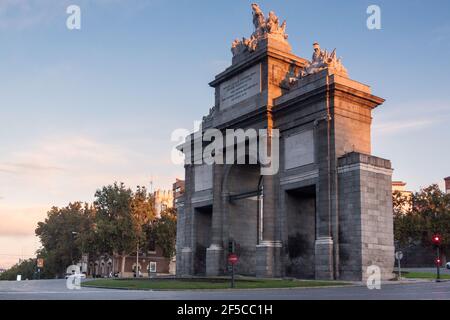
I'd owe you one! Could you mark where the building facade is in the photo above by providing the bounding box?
[176,4,394,281]
[88,247,171,278]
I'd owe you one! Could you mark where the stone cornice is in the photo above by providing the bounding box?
[209,46,306,88]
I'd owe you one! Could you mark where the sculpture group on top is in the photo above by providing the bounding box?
[231,4,348,81]
[231,3,288,57]
[301,42,348,77]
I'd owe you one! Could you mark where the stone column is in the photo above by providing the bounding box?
[180,164,194,276]
[206,164,224,276]
[315,111,335,280]
[255,171,281,278]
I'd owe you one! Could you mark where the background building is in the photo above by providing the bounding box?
[88,248,171,278]
[445,177,450,194]
[392,181,413,213]
[153,189,173,218]
[172,179,185,207]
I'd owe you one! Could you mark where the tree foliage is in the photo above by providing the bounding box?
[0,258,37,281]
[31,182,176,278]
[153,208,177,259]
[35,202,95,277]
[394,184,450,256]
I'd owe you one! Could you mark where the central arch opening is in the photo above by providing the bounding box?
[226,163,261,276]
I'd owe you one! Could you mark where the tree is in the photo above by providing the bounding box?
[413,185,450,254]
[394,184,450,261]
[0,259,37,281]
[35,202,95,277]
[94,182,140,276]
[153,208,177,259]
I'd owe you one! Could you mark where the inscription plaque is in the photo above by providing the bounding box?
[220,64,261,109]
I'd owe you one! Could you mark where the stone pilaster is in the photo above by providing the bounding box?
[180,247,193,276]
[206,244,224,276]
[255,241,282,278]
[314,237,334,280]
[205,164,225,276]
[255,171,281,278]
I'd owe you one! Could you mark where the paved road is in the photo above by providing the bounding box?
[1,279,450,300]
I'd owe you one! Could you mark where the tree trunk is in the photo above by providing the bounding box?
[121,252,126,277]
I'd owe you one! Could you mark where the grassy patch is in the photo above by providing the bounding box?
[82,278,351,290]
[401,272,450,280]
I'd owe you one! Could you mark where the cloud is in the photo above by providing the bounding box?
[373,100,450,136]
[0,234,40,269]
[0,205,48,237]
[0,162,63,175]
[373,118,437,135]
[0,134,179,203]
[0,0,68,30]
[0,0,157,30]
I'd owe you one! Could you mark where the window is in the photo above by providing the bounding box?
[148,238,156,253]
[149,262,157,273]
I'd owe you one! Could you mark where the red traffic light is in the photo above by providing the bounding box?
[436,258,442,266]
[432,234,442,245]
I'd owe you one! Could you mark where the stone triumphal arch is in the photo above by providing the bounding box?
[176,4,394,281]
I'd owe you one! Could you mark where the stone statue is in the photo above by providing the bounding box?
[301,42,348,77]
[231,3,289,57]
[251,3,265,37]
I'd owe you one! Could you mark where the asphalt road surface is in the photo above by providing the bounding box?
[1,279,450,300]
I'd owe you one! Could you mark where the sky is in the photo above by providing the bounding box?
[0,0,449,268]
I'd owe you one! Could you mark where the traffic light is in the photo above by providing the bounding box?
[228,240,236,254]
[436,258,442,266]
[432,234,442,245]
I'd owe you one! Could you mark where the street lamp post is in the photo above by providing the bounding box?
[71,231,78,265]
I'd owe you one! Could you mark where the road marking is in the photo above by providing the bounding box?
[0,290,122,294]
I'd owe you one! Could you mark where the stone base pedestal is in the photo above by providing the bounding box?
[255,241,282,278]
[315,237,334,280]
[206,244,224,276]
[179,247,193,277]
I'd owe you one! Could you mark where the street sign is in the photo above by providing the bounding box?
[37,258,44,268]
[228,253,238,265]
[395,251,403,280]
[227,254,238,289]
